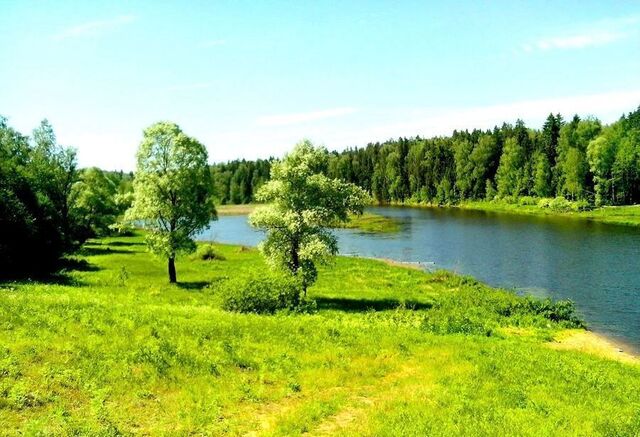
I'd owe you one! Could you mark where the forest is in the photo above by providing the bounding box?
[0,117,132,278]
[212,107,640,208]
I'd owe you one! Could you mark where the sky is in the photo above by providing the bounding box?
[1,0,639,171]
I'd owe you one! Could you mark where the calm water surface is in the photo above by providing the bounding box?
[198,206,640,351]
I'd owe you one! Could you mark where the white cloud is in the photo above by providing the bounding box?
[532,31,624,51]
[523,15,639,53]
[52,15,135,41]
[362,90,640,141]
[205,89,640,164]
[256,107,357,127]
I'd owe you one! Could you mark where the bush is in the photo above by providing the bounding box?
[500,297,585,328]
[518,196,537,206]
[195,244,226,261]
[538,196,592,213]
[220,274,305,314]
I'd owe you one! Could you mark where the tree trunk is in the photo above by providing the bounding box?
[168,257,177,283]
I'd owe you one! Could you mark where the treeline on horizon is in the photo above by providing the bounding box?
[211,106,640,207]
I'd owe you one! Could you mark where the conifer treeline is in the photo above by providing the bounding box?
[211,107,640,206]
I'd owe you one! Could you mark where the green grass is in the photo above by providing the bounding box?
[336,212,401,233]
[1,233,639,435]
[460,200,640,227]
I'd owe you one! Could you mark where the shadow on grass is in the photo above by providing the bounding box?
[0,271,86,287]
[106,241,145,247]
[176,281,210,291]
[315,297,433,312]
[78,246,131,256]
[59,258,101,272]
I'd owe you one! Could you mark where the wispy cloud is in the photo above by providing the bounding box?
[523,16,639,53]
[257,107,357,127]
[201,39,226,48]
[524,31,624,52]
[205,89,640,164]
[52,15,135,41]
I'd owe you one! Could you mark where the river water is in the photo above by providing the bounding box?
[197,206,640,351]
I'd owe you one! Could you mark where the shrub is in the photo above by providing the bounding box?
[501,297,585,328]
[195,244,226,261]
[537,197,553,208]
[539,197,592,213]
[548,196,572,212]
[518,196,537,206]
[220,274,305,314]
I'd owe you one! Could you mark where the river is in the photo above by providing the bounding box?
[197,206,640,352]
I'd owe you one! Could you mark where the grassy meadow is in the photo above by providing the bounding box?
[1,233,639,435]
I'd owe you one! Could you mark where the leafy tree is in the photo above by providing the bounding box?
[532,151,552,197]
[0,117,82,278]
[126,122,215,283]
[496,137,525,197]
[71,167,121,237]
[469,134,500,198]
[30,119,79,249]
[249,140,368,293]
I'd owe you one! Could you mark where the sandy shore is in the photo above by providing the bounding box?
[550,329,638,365]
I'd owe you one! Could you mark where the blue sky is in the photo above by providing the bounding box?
[1,1,639,170]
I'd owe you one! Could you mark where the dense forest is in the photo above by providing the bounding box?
[0,117,132,278]
[212,107,640,207]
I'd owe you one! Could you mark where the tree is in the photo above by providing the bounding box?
[532,151,552,197]
[126,122,215,283]
[1,117,82,278]
[71,167,121,238]
[496,137,525,197]
[249,140,369,294]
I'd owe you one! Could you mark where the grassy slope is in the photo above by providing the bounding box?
[459,200,640,227]
[1,235,639,435]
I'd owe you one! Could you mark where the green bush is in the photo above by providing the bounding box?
[499,297,585,328]
[539,196,592,213]
[194,244,226,261]
[220,274,304,314]
[518,196,537,206]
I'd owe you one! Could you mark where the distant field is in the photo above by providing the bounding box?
[1,233,639,435]
[217,203,260,216]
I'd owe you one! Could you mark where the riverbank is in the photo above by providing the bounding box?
[1,233,638,434]
[458,201,640,227]
[217,203,401,233]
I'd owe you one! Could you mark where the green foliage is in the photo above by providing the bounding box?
[194,244,226,261]
[211,107,640,210]
[125,121,215,282]
[220,274,304,314]
[249,140,369,291]
[71,167,131,238]
[0,117,88,278]
[537,196,591,212]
